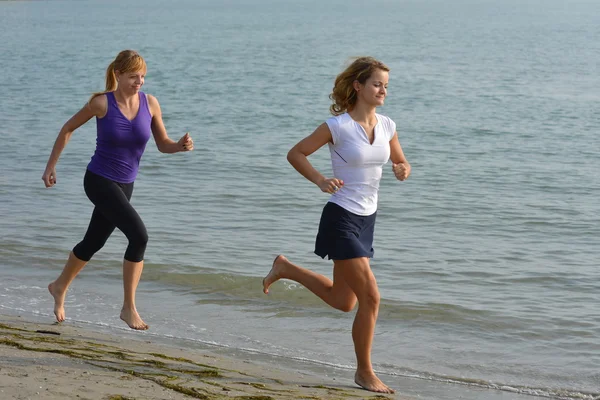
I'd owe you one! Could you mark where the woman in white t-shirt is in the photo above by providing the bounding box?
[262,57,411,394]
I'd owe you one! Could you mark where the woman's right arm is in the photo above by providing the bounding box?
[42,96,106,188]
[287,123,344,194]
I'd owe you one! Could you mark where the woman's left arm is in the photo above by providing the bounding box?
[148,94,194,153]
[390,131,411,181]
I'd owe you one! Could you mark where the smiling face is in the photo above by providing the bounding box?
[355,68,389,108]
[115,69,146,94]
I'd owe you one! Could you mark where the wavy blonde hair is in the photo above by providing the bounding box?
[89,50,147,102]
[329,57,389,116]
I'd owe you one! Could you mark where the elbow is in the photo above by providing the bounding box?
[156,142,168,153]
[287,148,300,165]
[58,126,73,141]
[287,148,309,169]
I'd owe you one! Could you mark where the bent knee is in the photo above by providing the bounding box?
[337,300,357,313]
[124,229,148,263]
[132,227,149,246]
[73,240,107,261]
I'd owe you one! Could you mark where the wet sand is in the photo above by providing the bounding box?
[0,314,406,400]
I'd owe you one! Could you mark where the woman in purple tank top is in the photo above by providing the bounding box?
[42,50,194,330]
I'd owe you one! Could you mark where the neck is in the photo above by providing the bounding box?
[114,88,138,104]
[348,102,377,123]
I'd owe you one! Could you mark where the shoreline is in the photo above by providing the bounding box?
[0,314,404,399]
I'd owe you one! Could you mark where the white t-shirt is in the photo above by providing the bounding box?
[325,112,396,216]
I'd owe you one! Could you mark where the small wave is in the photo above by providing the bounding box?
[383,369,600,400]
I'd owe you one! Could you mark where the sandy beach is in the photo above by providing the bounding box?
[0,314,405,400]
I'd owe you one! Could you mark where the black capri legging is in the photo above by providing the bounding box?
[73,170,148,262]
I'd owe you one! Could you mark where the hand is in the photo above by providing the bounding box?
[42,167,57,188]
[178,132,194,152]
[318,177,344,194]
[392,162,411,181]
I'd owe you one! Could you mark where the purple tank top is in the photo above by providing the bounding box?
[87,91,152,183]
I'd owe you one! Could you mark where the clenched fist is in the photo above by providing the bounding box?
[392,162,411,181]
[178,132,194,152]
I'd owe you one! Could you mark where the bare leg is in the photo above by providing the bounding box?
[263,255,392,392]
[48,252,88,323]
[120,259,148,330]
[335,258,394,394]
[263,255,356,311]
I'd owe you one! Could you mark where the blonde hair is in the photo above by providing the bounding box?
[89,50,147,102]
[329,57,390,116]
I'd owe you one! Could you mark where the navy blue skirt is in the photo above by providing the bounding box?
[314,202,377,260]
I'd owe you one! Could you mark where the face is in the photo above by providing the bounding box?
[355,69,389,107]
[116,69,145,93]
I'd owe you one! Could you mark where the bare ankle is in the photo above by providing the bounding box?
[356,367,375,377]
[49,281,66,294]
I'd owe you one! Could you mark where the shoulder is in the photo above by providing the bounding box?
[89,93,107,107]
[325,113,348,144]
[325,114,338,127]
[144,93,161,115]
[377,113,397,137]
[376,113,395,126]
[88,93,108,118]
[326,113,350,129]
[145,93,159,106]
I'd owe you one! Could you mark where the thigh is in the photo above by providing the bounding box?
[82,206,117,242]
[84,173,145,239]
[333,257,378,296]
[332,262,358,306]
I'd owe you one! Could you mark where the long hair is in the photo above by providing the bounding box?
[89,50,147,102]
[329,57,390,116]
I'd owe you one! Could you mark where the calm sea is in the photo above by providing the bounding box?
[1,0,598,399]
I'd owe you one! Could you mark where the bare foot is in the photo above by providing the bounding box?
[48,282,66,323]
[355,370,395,394]
[120,307,149,330]
[262,254,286,294]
